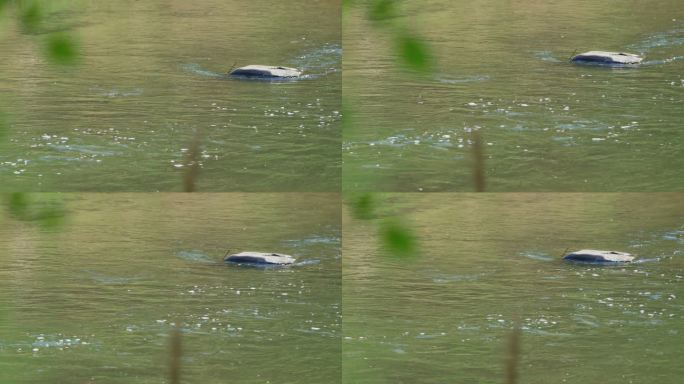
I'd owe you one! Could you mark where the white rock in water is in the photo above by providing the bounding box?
[224,252,296,265]
[571,51,643,65]
[563,249,635,263]
[229,65,301,78]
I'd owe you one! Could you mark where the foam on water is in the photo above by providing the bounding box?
[662,229,684,243]
[90,86,144,98]
[519,251,555,262]
[292,259,321,267]
[180,63,227,78]
[627,24,684,53]
[46,144,122,157]
[434,74,491,84]
[431,273,484,283]
[286,43,341,77]
[534,50,563,63]
[176,250,217,264]
[284,234,341,247]
[641,55,684,65]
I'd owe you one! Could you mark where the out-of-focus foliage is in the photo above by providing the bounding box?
[352,0,433,74]
[367,0,397,21]
[380,217,418,259]
[396,30,431,73]
[46,32,78,65]
[0,0,10,14]
[350,2,432,259]
[347,193,421,260]
[350,193,376,220]
[4,193,67,230]
[18,0,42,34]
[2,0,80,66]
[0,1,76,227]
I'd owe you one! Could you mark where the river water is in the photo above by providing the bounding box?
[344,0,684,191]
[0,0,341,191]
[343,193,684,383]
[0,193,341,383]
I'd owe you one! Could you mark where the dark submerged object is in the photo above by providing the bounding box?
[563,249,635,264]
[571,51,643,66]
[224,251,296,266]
[229,65,302,79]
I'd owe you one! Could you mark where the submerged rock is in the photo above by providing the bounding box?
[224,252,296,266]
[571,51,643,65]
[563,249,635,263]
[229,65,302,79]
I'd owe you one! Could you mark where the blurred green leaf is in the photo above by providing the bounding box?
[19,0,42,33]
[368,0,396,22]
[34,201,66,229]
[5,193,66,230]
[8,193,29,218]
[0,0,9,14]
[46,33,79,65]
[380,218,418,259]
[343,0,355,9]
[396,31,432,73]
[351,193,376,220]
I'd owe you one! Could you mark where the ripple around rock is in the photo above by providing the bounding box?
[176,250,216,264]
[287,43,341,75]
[519,251,554,262]
[627,25,684,52]
[534,50,562,63]
[284,235,341,247]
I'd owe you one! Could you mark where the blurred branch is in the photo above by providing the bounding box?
[505,318,521,384]
[183,129,204,192]
[169,323,182,384]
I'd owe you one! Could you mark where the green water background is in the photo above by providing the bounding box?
[0,193,341,383]
[344,0,684,191]
[343,193,684,383]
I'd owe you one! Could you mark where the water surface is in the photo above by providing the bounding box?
[0,193,341,383]
[344,1,684,191]
[343,193,684,383]
[0,0,341,191]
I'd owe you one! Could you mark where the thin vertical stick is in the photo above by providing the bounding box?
[505,318,521,384]
[169,324,182,384]
[472,131,485,192]
[183,129,203,192]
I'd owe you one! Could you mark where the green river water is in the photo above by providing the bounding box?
[344,193,684,383]
[344,0,684,191]
[0,0,341,191]
[0,194,341,383]
[2,1,683,383]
